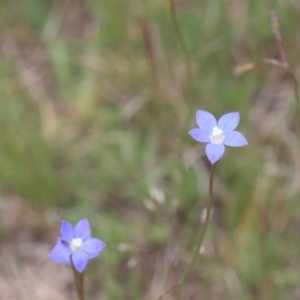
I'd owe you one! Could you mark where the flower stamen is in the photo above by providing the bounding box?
[210,126,225,144]
[70,238,83,252]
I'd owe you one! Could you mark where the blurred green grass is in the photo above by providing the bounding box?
[1,0,300,299]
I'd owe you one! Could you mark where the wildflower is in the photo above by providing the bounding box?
[189,110,247,164]
[50,218,106,272]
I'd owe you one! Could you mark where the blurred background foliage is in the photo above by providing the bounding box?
[0,0,300,299]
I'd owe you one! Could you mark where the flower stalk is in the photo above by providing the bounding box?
[71,257,85,300]
[234,11,300,131]
[176,163,218,300]
[270,11,300,129]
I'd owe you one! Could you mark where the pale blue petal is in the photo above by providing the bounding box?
[205,144,225,164]
[60,221,74,241]
[196,110,217,132]
[72,251,89,273]
[218,112,240,133]
[74,219,91,240]
[223,131,248,147]
[189,128,210,143]
[82,238,106,259]
[49,238,72,265]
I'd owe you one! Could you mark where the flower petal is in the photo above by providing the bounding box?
[196,110,217,132]
[218,112,240,133]
[49,238,72,265]
[189,128,210,143]
[223,131,248,147]
[74,219,91,240]
[82,238,106,259]
[60,221,74,241]
[72,251,89,273]
[205,144,225,164]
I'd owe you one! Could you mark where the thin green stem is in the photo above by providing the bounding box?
[78,271,85,300]
[169,0,193,88]
[287,70,300,130]
[71,257,85,300]
[261,59,300,131]
[268,11,300,130]
[176,163,218,300]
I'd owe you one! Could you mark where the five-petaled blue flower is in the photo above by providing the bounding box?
[189,110,247,164]
[50,218,106,273]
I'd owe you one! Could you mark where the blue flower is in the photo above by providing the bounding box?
[189,110,248,164]
[50,218,106,273]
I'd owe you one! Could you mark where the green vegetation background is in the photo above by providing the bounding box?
[0,0,300,299]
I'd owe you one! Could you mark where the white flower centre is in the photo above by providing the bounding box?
[70,238,83,252]
[210,126,225,144]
